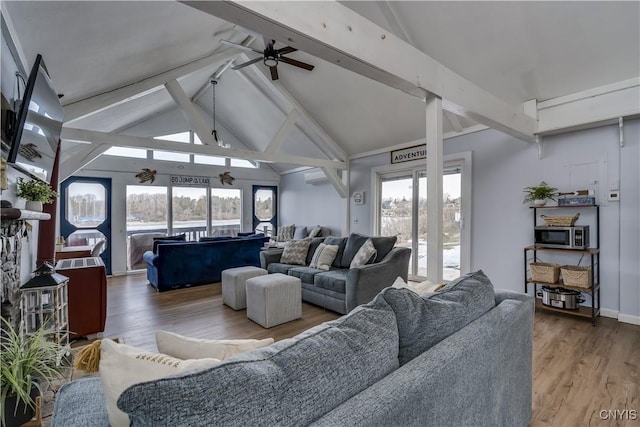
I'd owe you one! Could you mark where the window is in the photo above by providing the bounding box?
[103,146,147,158]
[153,132,191,162]
[65,182,107,228]
[211,188,241,237]
[172,187,207,240]
[126,185,168,232]
[231,158,258,168]
[194,155,226,165]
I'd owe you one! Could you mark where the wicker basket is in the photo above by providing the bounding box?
[529,262,561,283]
[560,265,591,288]
[540,213,580,227]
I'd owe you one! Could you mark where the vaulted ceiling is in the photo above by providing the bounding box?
[2,1,639,174]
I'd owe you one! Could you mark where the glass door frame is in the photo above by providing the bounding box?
[372,151,472,281]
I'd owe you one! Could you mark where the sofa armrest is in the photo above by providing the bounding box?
[345,247,411,312]
[142,250,159,267]
[259,248,284,269]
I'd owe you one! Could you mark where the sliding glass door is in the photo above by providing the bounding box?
[378,163,465,281]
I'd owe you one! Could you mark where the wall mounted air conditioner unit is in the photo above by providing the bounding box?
[304,169,327,184]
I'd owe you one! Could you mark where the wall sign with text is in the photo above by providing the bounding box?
[170,175,210,186]
[391,145,427,164]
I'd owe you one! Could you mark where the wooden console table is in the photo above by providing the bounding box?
[55,245,93,260]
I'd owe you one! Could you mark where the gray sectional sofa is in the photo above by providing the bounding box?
[52,270,534,427]
[260,233,411,314]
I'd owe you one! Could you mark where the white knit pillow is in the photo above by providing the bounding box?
[99,339,220,427]
[156,331,274,360]
[350,238,377,268]
[309,243,339,270]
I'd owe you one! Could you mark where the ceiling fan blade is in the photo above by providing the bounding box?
[270,66,279,81]
[220,39,262,54]
[279,56,315,71]
[231,57,263,70]
[276,46,297,55]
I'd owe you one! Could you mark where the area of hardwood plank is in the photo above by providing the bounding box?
[61,273,638,427]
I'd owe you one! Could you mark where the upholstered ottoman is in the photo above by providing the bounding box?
[222,266,268,310]
[246,273,302,328]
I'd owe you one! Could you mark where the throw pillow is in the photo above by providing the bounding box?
[276,224,296,242]
[280,238,311,265]
[308,225,322,238]
[309,243,339,270]
[156,331,274,360]
[391,276,446,295]
[380,270,496,365]
[99,339,220,427]
[350,238,377,268]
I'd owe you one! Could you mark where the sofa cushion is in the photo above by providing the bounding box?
[152,234,187,253]
[280,238,311,265]
[370,235,398,262]
[324,236,348,268]
[288,266,326,284]
[350,238,377,268]
[118,294,399,427]
[267,263,298,275]
[380,270,496,365]
[293,226,308,240]
[341,233,397,266]
[305,237,328,265]
[314,269,349,293]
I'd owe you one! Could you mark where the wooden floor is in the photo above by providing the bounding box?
[88,274,638,426]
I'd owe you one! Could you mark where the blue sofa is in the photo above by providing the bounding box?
[143,234,269,291]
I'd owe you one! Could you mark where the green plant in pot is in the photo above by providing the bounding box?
[16,178,58,212]
[1,317,70,427]
[523,181,558,206]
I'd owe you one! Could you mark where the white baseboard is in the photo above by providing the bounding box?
[600,308,618,319]
[618,313,640,325]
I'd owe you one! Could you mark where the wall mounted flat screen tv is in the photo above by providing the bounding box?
[7,54,63,183]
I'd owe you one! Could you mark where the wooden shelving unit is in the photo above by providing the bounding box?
[524,205,600,326]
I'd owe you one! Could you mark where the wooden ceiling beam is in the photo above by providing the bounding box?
[63,47,239,124]
[183,1,537,142]
[60,127,346,170]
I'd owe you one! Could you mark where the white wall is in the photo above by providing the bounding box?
[335,120,639,323]
[279,171,345,235]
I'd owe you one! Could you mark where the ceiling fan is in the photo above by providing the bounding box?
[220,37,314,81]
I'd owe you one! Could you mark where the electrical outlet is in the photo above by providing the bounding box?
[608,190,620,202]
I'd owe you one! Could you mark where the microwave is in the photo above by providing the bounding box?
[534,226,590,250]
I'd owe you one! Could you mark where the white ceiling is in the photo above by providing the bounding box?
[3,1,639,169]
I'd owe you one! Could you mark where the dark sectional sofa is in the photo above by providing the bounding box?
[143,233,269,291]
[260,233,411,314]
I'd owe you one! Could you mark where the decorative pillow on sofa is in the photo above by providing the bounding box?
[350,238,377,268]
[293,226,308,240]
[156,331,274,360]
[308,225,322,238]
[309,243,339,270]
[99,339,220,427]
[392,276,446,295]
[152,234,186,253]
[380,270,496,365]
[280,238,311,265]
[276,224,296,242]
[198,236,233,243]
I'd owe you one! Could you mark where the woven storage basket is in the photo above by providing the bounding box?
[560,265,591,288]
[540,213,580,227]
[529,262,561,283]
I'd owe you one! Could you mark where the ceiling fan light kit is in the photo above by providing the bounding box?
[221,37,314,81]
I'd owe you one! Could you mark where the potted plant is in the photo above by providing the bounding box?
[523,181,558,206]
[16,178,58,212]
[1,317,70,427]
